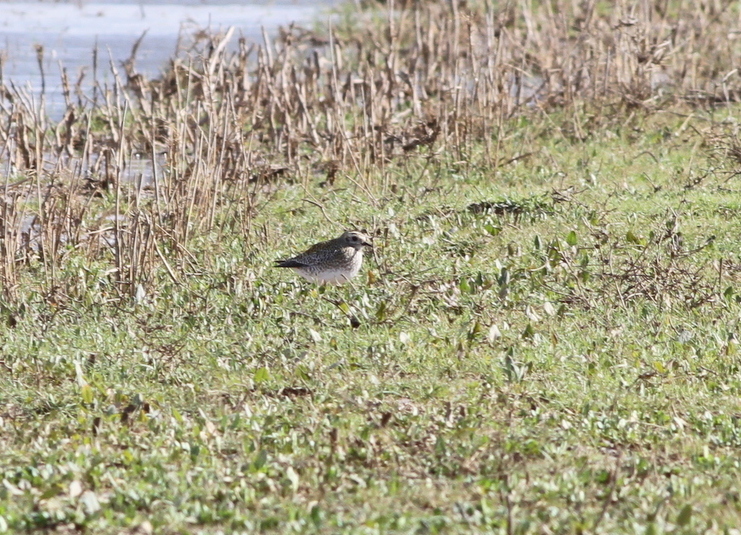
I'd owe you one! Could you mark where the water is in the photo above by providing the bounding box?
[0,0,336,111]
[0,0,338,188]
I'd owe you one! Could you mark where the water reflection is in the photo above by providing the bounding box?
[0,0,333,113]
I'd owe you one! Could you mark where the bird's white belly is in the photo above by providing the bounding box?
[296,253,363,285]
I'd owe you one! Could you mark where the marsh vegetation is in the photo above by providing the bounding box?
[2,0,741,532]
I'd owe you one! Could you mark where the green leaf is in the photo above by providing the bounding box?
[502,349,520,383]
[566,230,578,246]
[81,384,94,404]
[522,323,535,339]
[498,268,510,287]
[468,321,482,342]
[295,365,311,381]
[533,235,542,250]
[375,301,387,322]
[254,367,270,383]
[40,486,61,500]
[626,230,643,245]
[459,278,471,293]
[724,286,734,302]
[310,505,322,527]
[676,504,692,526]
[484,224,501,236]
[434,435,446,455]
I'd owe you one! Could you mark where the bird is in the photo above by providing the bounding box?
[274,230,373,285]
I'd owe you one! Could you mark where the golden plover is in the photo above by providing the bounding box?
[274,230,373,285]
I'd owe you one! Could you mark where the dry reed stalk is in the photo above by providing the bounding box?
[0,0,738,302]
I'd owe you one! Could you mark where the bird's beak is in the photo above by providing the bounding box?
[363,240,373,248]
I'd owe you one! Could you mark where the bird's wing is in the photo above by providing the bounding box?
[301,241,331,256]
[275,238,342,267]
[291,241,339,263]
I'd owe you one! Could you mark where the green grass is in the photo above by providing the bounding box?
[3,109,741,533]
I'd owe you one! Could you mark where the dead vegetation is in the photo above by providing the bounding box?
[0,0,740,302]
[546,217,720,311]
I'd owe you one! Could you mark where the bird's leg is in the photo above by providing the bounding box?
[322,295,361,328]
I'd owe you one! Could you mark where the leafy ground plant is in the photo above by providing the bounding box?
[3,0,741,533]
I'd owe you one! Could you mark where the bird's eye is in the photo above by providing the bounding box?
[351,236,358,241]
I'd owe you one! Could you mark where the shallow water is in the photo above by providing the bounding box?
[0,0,335,112]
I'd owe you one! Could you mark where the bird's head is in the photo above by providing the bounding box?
[341,230,373,250]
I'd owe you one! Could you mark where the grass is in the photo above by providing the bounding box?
[3,0,741,532]
[4,113,741,533]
